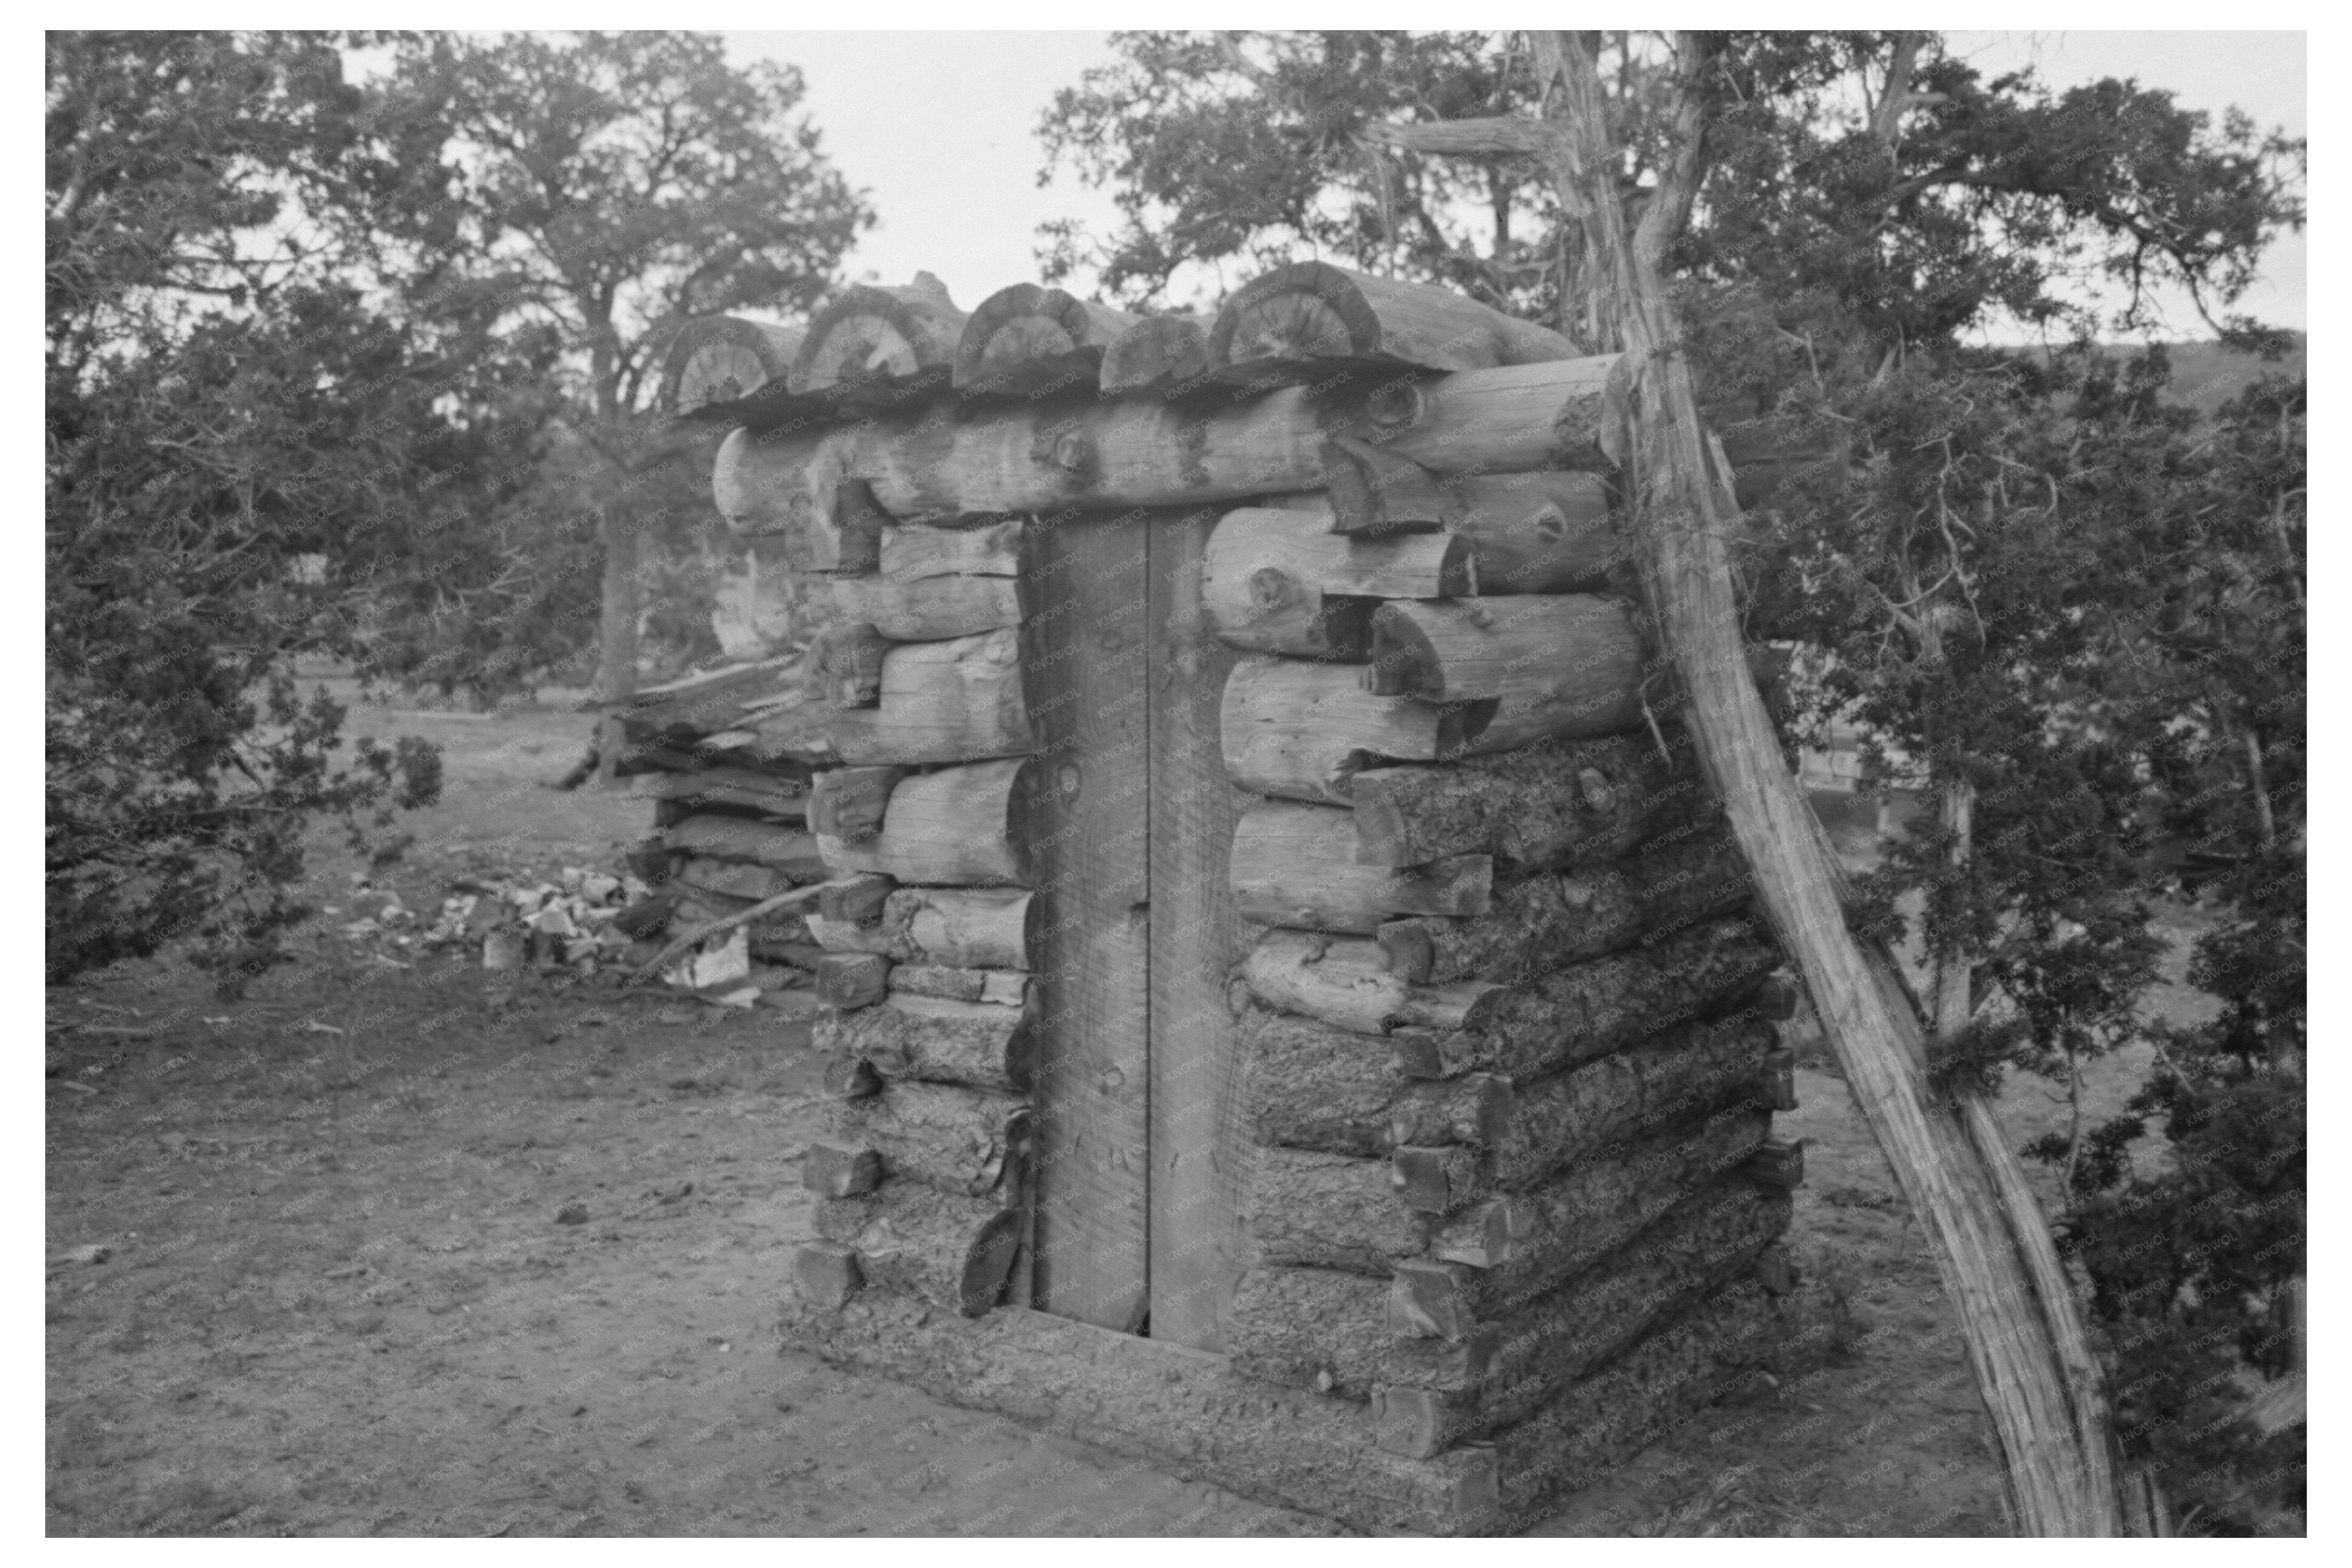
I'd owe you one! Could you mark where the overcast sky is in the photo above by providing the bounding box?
[725,30,2306,342]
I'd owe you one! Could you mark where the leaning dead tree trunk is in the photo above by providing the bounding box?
[1370,30,2132,1535]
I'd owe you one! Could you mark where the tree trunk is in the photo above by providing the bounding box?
[594,506,640,783]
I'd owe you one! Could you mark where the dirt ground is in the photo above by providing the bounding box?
[45,687,2197,1537]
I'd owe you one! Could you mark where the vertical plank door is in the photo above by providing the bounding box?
[1020,509,1152,1332]
[1146,506,1248,1349]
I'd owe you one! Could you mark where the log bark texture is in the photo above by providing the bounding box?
[1239,1146,1432,1276]
[803,886,1034,969]
[814,992,1037,1094]
[829,1080,1031,1199]
[1486,1014,1778,1191]
[1366,595,1648,751]
[1378,827,1755,986]
[779,1297,1507,1535]
[813,1185,1023,1317]
[1231,800,1490,934]
[1395,917,1780,1080]
[1374,1184,1792,1455]
[1394,1108,1773,1329]
[1239,1007,1506,1157]
[1220,656,1490,804]
[1348,731,1705,871]
[1227,1264,1392,1397]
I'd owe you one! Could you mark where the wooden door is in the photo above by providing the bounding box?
[1021,506,1246,1350]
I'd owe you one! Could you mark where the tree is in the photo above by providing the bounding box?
[46,31,451,986]
[383,31,871,720]
[1039,30,2303,1533]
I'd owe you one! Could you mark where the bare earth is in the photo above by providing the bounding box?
[46,689,2189,1537]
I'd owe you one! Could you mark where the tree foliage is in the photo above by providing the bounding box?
[46,30,867,985]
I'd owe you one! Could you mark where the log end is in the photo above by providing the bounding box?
[792,1241,863,1310]
[804,1143,885,1198]
[957,1208,1026,1317]
[1212,260,1379,369]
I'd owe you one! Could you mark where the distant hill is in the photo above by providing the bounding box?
[2013,333,2305,415]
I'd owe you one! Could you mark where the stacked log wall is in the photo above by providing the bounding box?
[659,265,1806,1534]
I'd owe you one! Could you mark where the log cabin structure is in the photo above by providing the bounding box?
[637,263,1810,1534]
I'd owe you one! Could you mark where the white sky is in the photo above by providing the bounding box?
[726,29,2307,342]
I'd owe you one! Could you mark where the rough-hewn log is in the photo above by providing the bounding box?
[824,572,1028,642]
[1398,1112,1769,1323]
[803,1143,885,1197]
[1763,1047,1798,1111]
[954,283,1142,395]
[814,952,890,1009]
[1210,260,1576,377]
[1741,1137,1806,1193]
[1348,731,1705,870]
[805,886,1034,969]
[1325,457,1624,595]
[814,991,1037,1094]
[1389,1144,1482,1214]
[1442,471,1624,593]
[1240,1008,1506,1157]
[816,757,1035,886]
[1220,657,1491,804]
[1096,312,1213,395]
[1495,1281,1785,1523]
[1238,1146,1432,1276]
[711,424,828,542]
[1242,930,1505,1035]
[1373,1241,1778,1467]
[814,478,889,575]
[881,517,1022,582]
[793,356,1620,526]
[792,1240,863,1309]
[1231,801,1490,934]
[625,657,798,736]
[1392,917,1781,1080]
[1237,1178,1788,1431]
[661,315,805,415]
[1202,504,1474,659]
[1365,596,1648,751]
[676,856,803,903]
[1486,1014,1778,1192]
[809,622,887,709]
[888,964,1030,1008]
[1228,1264,1392,1397]
[661,815,829,880]
[791,274,968,397]
[829,1080,1031,1199]
[629,765,807,818]
[815,874,893,931]
[807,770,904,842]
[1350,354,1622,477]
[834,627,1037,765]
[813,1185,1023,1318]
[779,1297,1506,1535]
[1378,828,1755,985]
[823,1055,882,1100]
[1373,1184,1793,1456]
